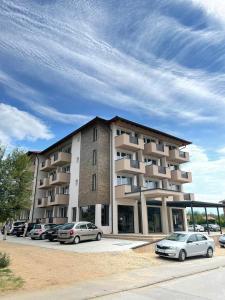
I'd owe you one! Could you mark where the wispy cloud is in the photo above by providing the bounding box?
[1,0,225,124]
[0,103,53,146]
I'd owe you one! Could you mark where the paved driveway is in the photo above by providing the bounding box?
[3,235,148,253]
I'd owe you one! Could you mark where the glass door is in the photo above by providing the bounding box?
[172,209,184,231]
[118,205,134,233]
[147,207,162,233]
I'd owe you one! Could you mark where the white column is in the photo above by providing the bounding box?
[112,203,118,234]
[161,197,169,234]
[134,202,139,234]
[141,193,148,235]
[168,208,173,232]
[95,204,102,228]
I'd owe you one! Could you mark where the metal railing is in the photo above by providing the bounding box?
[129,135,139,145]
[158,166,166,174]
[130,160,140,169]
[179,151,186,158]
[156,144,164,152]
[181,171,188,178]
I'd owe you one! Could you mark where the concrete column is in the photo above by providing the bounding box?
[168,208,173,232]
[95,204,102,228]
[161,198,169,234]
[183,209,188,231]
[134,202,139,234]
[141,193,148,235]
[112,202,118,234]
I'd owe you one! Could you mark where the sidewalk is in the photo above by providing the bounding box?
[2,256,225,300]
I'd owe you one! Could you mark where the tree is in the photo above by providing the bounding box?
[0,146,33,239]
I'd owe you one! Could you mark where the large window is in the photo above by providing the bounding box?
[80,206,95,223]
[117,151,132,160]
[101,205,109,226]
[72,207,77,222]
[59,207,67,218]
[117,175,132,185]
[92,174,97,191]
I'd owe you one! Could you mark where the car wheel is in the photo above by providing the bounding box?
[59,241,65,244]
[178,250,186,262]
[41,234,46,240]
[74,236,80,244]
[49,238,53,242]
[96,233,102,241]
[206,247,213,258]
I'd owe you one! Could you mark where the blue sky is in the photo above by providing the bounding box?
[1,0,225,202]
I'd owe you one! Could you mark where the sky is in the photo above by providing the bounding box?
[0,0,225,202]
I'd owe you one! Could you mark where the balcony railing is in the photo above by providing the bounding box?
[181,171,188,178]
[156,144,164,152]
[179,151,186,158]
[129,136,138,145]
[130,160,140,169]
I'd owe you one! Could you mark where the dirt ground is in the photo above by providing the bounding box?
[0,241,163,294]
[0,241,224,295]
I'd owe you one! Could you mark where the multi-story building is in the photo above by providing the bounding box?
[27,116,193,235]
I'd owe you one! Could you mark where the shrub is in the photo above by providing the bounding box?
[0,252,10,268]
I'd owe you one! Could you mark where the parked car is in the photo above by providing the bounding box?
[219,234,225,248]
[14,223,36,237]
[57,222,103,244]
[202,224,220,232]
[45,224,65,241]
[155,232,215,261]
[11,221,26,235]
[188,224,204,232]
[30,224,57,240]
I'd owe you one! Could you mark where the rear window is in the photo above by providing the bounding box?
[34,224,41,229]
[61,223,75,230]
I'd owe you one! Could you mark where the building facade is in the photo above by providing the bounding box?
[27,116,194,235]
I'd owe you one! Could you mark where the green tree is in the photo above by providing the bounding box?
[0,146,33,239]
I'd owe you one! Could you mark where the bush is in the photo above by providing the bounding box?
[0,252,10,268]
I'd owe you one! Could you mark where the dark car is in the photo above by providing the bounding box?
[45,224,65,241]
[14,223,36,237]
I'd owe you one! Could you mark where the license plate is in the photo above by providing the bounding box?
[157,249,165,253]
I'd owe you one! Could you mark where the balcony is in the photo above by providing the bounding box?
[37,197,48,208]
[49,172,70,185]
[144,142,169,157]
[40,159,53,171]
[115,184,183,200]
[39,178,50,189]
[51,152,71,167]
[145,165,171,179]
[115,134,144,151]
[47,194,69,206]
[169,149,189,163]
[115,158,145,174]
[171,170,192,183]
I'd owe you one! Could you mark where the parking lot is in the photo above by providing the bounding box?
[3,235,148,253]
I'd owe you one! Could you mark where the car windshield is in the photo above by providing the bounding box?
[14,222,24,226]
[165,233,187,242]
[34,224,41,229]
[61,223,74,230]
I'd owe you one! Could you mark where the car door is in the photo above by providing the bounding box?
[186,234,200,257]
[196,234,208,255]
[78,223,89,241]
[87,223,97,239]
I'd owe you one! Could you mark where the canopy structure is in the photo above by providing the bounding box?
[146,200,225,234]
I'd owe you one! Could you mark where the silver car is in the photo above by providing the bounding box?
[58,222,103,244]
[188,224,204,232]
[219,234,225,248]
[30,223,56,240]
[155,232,215,261]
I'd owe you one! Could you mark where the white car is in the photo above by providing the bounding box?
[188,224,204,232]
[219,234,225,248]
[155,232,215,261]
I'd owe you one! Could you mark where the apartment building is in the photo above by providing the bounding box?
[28,116,193,235]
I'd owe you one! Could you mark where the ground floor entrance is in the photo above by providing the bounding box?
[118,205,134,233]
[147,207,162,233]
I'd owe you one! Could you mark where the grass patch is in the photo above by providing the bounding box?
[0,268,23,292]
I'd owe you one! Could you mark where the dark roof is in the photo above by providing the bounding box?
[109,116,191,145]
[32,115,191,155]
[146,200,225,208]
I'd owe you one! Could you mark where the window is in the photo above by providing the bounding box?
[80,224,87,229]
[72,207,77,222]
[87,223,97,229]
[187,234,197,243]
[143,137,156,144]
[101,205,109,226]
[116,129,130,136]
[93,150,97,165]
[144,180,158,189]
[61,186,69,195]
[144,158,157,165]
[92,174,97,191]
[79,206,95,223]
[117,151,132,160]
[93,127,97,141]
[117,176,132,185]
[59,207,67,218]
[196,234,207,241]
